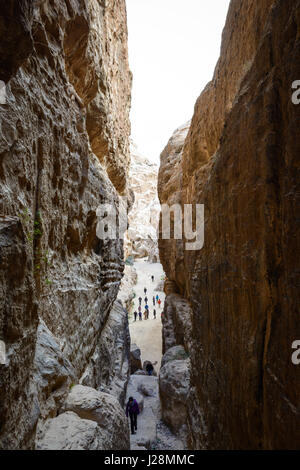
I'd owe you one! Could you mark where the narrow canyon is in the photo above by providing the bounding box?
[0,0,299,451]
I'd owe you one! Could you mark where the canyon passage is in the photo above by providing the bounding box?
[0,0,300,451]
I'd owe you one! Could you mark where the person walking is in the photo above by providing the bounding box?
[145,304,149,311]
[147,309,150,320]
[138,305,142,312]
[139,311,142,321]
[158,298,162,308]
[144,310,148,320]
[156,294,159,302]
[126,397,140,435]
[144,287,147,295]
[151,275,154,282]
[153,296,155,306]
[146,363,154,376]
[134,311,137,322]
[144,296,148,304]
[153,309,156,319]
[138,296,142,306]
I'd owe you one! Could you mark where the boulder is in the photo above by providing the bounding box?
[36,411,108,450]
[49,385,130,450]
[134,369,147,376]
[130,344,142,374]
[161,345,188,368]
[159,360,190,436]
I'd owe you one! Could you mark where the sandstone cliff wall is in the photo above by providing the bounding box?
[158,0,300,449]
[125,142,160,262]
[0,0,131,449]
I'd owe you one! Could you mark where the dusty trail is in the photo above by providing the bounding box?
[129,260,165,371]
[126,261,185,450]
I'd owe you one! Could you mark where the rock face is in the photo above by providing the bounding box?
[79,300,131,407]
[158,122,190,294]
[130,344,142,374]
[159,359,190,439]
[158,0,300,450]
[36,385,129,450]
[125,142,160,262]
[0,0,131,449]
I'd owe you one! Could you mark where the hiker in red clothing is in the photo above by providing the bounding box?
[158,298,162,308]
[125,397,140,435]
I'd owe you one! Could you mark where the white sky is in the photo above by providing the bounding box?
[126,0,231,162]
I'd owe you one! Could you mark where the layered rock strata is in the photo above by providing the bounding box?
[0,0,131,449]
[125,142,160,262]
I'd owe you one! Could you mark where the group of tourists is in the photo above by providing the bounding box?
[133,280,163,322]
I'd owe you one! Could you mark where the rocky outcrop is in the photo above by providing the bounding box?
[79,300,131,407]
[158,122,190,294]
[125,142,160,262]
[161,294,193,354]
[117,265,138,311]
[0,0,131,449]
[36,385,129,450]
[130,344,142,374]
[159,359,190,440]
[158,0,300,450]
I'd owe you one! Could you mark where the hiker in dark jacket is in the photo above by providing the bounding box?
[144,297,148,304]
[153,309,156,319]
[138,297,142,305]
[153,296,156,306]
[151,275,154,282]
[144,287,147,295]
[126,397,140,434]
[138,311,142,321]
[134,311,138,322]
[146,363,154,376]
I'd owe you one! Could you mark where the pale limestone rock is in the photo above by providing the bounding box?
[60,385,129,450]
[161,345,188,368]
[159,360,190,438]
[117,265,138,311]
[36,412,103,450]
[125,142,160,262]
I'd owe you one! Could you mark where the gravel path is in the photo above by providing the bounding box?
[129,260,166,371]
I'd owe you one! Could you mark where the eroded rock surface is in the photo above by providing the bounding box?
[158,0,300,450]
[125,142,160,262]
[159,359,190,440]
[130,344,142,374]
[0,0,131,449]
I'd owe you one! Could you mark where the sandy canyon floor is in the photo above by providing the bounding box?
[129,260,166,372]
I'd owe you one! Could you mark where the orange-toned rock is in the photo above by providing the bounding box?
[158,0,300,450]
